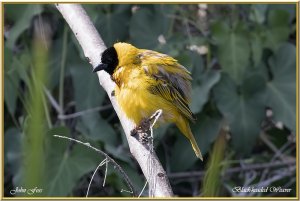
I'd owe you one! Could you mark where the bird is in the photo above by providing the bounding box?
[93,42,203,160]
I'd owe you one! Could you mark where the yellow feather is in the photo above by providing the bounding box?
[112,42,202,160]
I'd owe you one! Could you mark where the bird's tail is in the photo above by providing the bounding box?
[177,118,203,161]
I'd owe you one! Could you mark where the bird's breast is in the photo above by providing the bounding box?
[114,69,151,124]
[113,69,173,125]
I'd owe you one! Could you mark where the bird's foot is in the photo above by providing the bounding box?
[140,132,150,144]
[130,118,151,144]
[130,110,163,146]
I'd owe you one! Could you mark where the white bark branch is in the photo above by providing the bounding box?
[55,4,173,197]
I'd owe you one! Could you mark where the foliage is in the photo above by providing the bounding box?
[4,3,296,197]
[202,130,227,196]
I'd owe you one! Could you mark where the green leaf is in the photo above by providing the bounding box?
[45,127,100,196]
[77,113,117,145]
[268,9,290,27]
[129,5,174,49]
[189,51,204,77]
[4,128,22,175]
[210,21,230,45]
[47,35,65,90]
[213,74,265,154]
[13,50,32,87]
[175,51,194,71]
[177,51,220,114]
[212,22,250,84]
[153,124,170,147]
[269,4,296,23]
[5,4,30,21]
[4,48,33,112]
[263,27,290,52]
[4,47,20,115]
[155,34,187,59]
[191,69,220,114]
[241,68,267,98]
[170,114,222,171]
[6,5,43,49]
[265,43,296,132]
[70,61,116,144]
[250,32,263,67]
[4,76,19,116]
[117,161,144,193]
[112,4,132,14]
[105,144,132,163]
[96,9,131,47]
[4,128,24,189]
[82,4,102,22]
[46,125,70,137]
[193,114,222,158]
[263,9,291,52]
[4,46,14,72]
[249,4,268,24]
[70,61,105,110]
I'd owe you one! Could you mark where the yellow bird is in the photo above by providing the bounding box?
[93,42,203,160]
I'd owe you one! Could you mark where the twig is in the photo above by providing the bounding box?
[227,165,296,196]
[166,14,206,36]
[260,133,285,161]
[58,104,112,120]
[149,109,163,129]
[139,181,148,197]
[53,135,136,196]
[168,159,296,179]
[56,4,173,197]
[246,166,296,196]
[235,170,257,196]
[86,158,107,197]
[120,189,133,194]
[43,86,62,114]
[45,83,112,120]
[243,171,257,189]
[274,140,293,159]
[102,157,108,187]
[58,25,68,126]
[146,109,162,197]
[259,139,293,186]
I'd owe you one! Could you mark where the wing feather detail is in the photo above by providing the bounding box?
[139,50,196,121]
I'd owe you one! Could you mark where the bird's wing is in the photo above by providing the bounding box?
[139,50,196,122]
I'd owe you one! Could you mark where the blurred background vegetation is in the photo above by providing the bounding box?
[4,3,297,197]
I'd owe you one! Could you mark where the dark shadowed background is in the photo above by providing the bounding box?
[3,3,297,197]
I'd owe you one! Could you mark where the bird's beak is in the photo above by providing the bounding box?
[93,63,108,73]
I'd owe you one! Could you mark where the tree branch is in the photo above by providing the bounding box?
[55,4,173,197]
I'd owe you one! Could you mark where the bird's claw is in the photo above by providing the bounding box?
[130,118,151,144]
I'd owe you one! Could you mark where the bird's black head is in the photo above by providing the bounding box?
[93,47,119,75]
